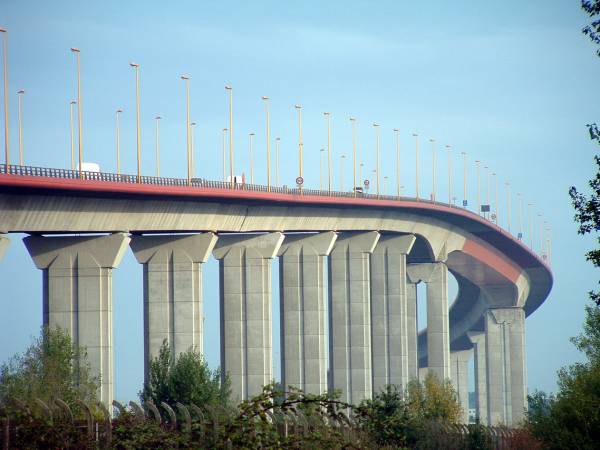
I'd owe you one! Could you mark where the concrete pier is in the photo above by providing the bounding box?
[213,232,284,402]
[406,280,418,380]
[278,232,337,394]
[485,307,527,426]
[468,331,488,425]
[130,233,217,377]
[24,233,130,407]
[408,262,451,381]
[450,349,472,423]
[328,231,380,404]
[370,234,416,393]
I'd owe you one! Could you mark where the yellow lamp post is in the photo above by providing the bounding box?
[262,96,270,191]
[296,105,303,186]
[130,62,141,182]
[17,89,24,165]
[0,28,8,169]
[191,121,197,178]
[226,85,234,188]
[70,101,77,171]
[181,75,191,183]
[71,48,83,176]
[222,127,228,182]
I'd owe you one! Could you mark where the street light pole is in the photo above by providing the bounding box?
[116,108,122,174]
[222,128,227,182]
[319,148,324,191]
[506,182,511,232]
[191,121,197,178]
[374,123,380,196]
[446,145,452,205]
[475,160,481,215]
[412,133,419,200]
[430,138,436,202]
[340,154,346,191]
[492,172,498,224]
[517,192,523,239]
[249,132,255,184]
[71,48,83,176]
[528,203,534,249]
[461,151,467,207]
[155,115,161,177]
[130,62,141,182]
[276,137,281,187]
[296,105,303,185]
[17,89,24,165]
[181,75,191,183]
[225,85,233,188]
[70,101,76,171]
[262,96,270,191]
[0,28,8,169]
[324,112,331,192]
[350,117,357,196]
[384,175,388,195]
[394,128,400,198]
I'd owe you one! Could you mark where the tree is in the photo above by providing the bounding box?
[140,340,231,410]
[0,326,99,407]
[582,0,600,57]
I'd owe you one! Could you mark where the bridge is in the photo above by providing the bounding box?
[0,164,552,426]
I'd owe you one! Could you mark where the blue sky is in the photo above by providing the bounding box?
[0,0,598,401]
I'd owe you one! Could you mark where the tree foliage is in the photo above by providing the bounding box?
[140,340,231,410]
[0,326,99,407]
[582,0,600,57]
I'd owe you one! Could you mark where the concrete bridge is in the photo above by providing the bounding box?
[0,164,552,426]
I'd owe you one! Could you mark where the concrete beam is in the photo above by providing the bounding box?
[278,232,337,394]
[371,234,416,393]
[23,233,130,408]
[213,232,284,402]
[328,231,380,404]
[485,307,527,426]
[450,349,472,424]
[130,233,218,379]
[468,331,488,425]
[407,262,451,381]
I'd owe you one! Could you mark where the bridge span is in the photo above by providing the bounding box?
[0,165,552,426]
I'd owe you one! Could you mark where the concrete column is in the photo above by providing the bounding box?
[468,331,488,425]
[213,232,284,402]
[370,234,416,393]
[0,235,8,260]
[485,307,527,426]
[450,349,472,423]
[328,231,380,404]
[278,232,337,394]
[130,233,218,377]
[407,262,450,381]
[24,233,130,407]
[406,280,418,380]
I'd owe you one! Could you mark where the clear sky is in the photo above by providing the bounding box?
[0,0,598,402]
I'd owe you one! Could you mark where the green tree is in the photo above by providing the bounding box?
[0,326,99,407]
[140,339,231,410]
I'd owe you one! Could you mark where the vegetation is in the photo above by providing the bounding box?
[140,339,231,411]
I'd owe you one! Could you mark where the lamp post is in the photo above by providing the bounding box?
[130,62,141,182]
[70,101,76,171]
[394,128,400,197]
[340,154,346,191]
[384,175,388,195]
[225,85,234,188]
[461,151,467,207]
[517,192,523,239]
[275,137,281,187]
[506,182,511,232]
[191,121,197,178]
[475,160,481,215]
[248,132,255,184]
[492,172,498,224]
[116,108,122,174]
[430,138,436,202]
[374,123,380,196]
[446,145,452,205]
[155,115,161,177]
[484,166,490,210]
[222,128,227,182]
[324,111,331,192]
[359,162,364,187]
[262,96,270,191]
[319,148,325,190]
[412,133,419,200]
[16,89,24,165]
[296,105,303,186]
[528,203,534,249]
[0,28,8,169]
[71,48,82,175]
[350,117,357,196]
[181,75,191,183]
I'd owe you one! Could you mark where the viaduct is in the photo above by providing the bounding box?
[0,164,552,426]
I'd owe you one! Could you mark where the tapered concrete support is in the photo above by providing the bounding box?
[213,232,284,402]
[278,232,337,394]
[24,233,130,407]
[407,262,451,381]
[406,280,418,380]
[485,307,527,426]
[450,349,472,423]
[0,235,8,260]
[130,233,218,378]
[328,231,380,404]
[371,234,416,393]
[468,331,488,425]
